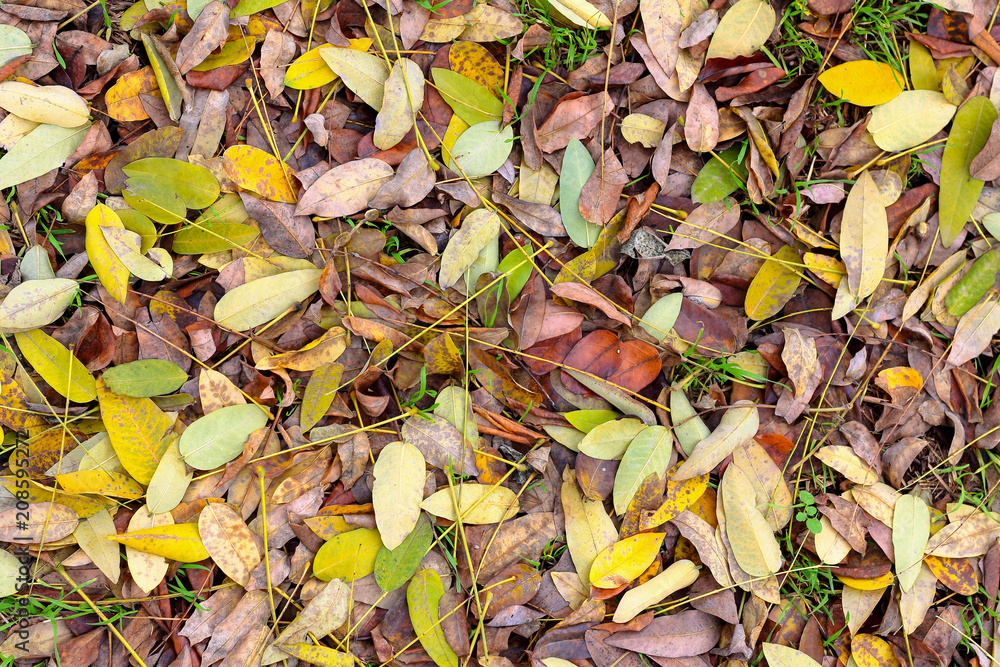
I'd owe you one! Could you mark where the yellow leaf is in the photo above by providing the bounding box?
[255,327,349,372]
[106,67,159,121]
[14,329,96,403]
[730,440,793,530]
[909,42,938,91]
[199,502,261,586]
[762,643,823,667]
[262,579,350,664]
[851,634,900,667]
[0,502,78,542]
[818,60,904,107]
[814,446,879,485]
[97,377,173,485]
[373,59,424,150]
[562,468,617,587]
[284,45,337,90]
[300,362,343,432]
[900,564,936,634]
[0,478,108,518]
[803,252,845,288]
[190,35,255,72]
[101,226,167,281]
[589,532,665,588]
[73,508,120,583]
[448,41,504,93]
[721,465,781,577]
[223,145,297,203]
[621,113,666,148]
[540,0,610,30]
[675,401,758,481]
[745,245,802,320]
[835,571,894,590]
[372,441,425,550]
[85,204,130,304]
[814,516,851,565]
[407,569,459,667]
[441,113,470,162]
[420,483,520,524]
[318,46,389,111]
[146,437,192,514]
[642,462,708,529]
[126,507,172,593]
[281,645,353,667]
[706,0,775,60]
[924,554,978,595]
[0,82,90,127]
[876,366,922,391]
[303,513,354,539]
[841,170,888,299]
[283,39,372,90]
[612,559,699,623]
[55,470,143,499]
[141,34,184,121]
[313,527,382,581]
[109,521,209,562]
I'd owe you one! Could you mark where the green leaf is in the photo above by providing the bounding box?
[101,359,188,397]
[578,418,645,460]
[173,222,261,254]
[314,528,382,581]
[300,363,343,432]
[560,138,601,248]
[564,409,620,432]
[375,514,433,591]
[946,248,1000,316]
[638,292,683,342]
[214,269,322,331]
[893,494,930,593]
[0,122,90,190]
[146,438,192,514]
[939,96,997,246]
[118,209,158,253]
[124,158,221,209]
[614,425,673,515]
[141,34,183,121]
[691,146,747,204]
[669,385,710,456]
[446,121,514,179]
[432,68,502,125]
[0,25,32,67]
[123,174,187,224]
[231,0,285,17]
[178,403,268,470]
[496,243,534,301]
[407,569,460,667]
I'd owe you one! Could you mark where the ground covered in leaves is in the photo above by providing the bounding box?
[4,0,1000,665]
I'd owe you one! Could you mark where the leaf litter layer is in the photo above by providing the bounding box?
[1,0,1000,666]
